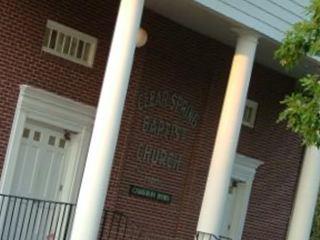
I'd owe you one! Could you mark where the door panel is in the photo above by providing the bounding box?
[221,179,241,240]
[1,121,74,239]
[12,121,70,202]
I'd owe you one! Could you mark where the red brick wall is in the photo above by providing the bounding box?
[0,1,303,240]
[0,0,124,207]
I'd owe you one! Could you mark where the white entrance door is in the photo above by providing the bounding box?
[220,179,242,240]
[0,86,95,240]
[0,120,76,240]
[11,120,70,201]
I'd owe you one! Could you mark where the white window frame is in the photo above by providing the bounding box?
[0,85,95,203]
[242,99,258,128]
[42,20,98,67]
[227,154,263,240]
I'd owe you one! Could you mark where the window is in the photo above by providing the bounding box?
[42,20,97,67]
[242,99,258,128]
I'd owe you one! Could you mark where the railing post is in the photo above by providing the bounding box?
[0,194,76,240]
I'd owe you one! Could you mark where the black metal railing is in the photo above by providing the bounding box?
[0,193,234,240]
[99,209,150,240]
[196,231,232,240]
[0,193,75,240]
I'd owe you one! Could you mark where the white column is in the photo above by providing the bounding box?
[196,32,258,238]
[286,146,320,240]
[70,1,145,239]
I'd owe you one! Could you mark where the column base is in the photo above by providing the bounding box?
[195,231,222,240]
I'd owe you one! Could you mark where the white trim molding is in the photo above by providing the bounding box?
[242,99,258,128]
[0,85,96,203]
[42,20,98,67]
[230,154,263,240]
[233,153,263,182]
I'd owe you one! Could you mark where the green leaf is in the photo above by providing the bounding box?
[277,76,320,147]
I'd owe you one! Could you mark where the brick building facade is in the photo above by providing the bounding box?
[0,1,313,240]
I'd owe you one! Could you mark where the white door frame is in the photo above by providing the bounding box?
[227,153,263,240]
[0,85,95,203]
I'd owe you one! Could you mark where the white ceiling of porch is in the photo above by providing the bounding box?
[145,0,319,79]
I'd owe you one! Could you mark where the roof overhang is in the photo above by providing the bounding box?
[145,0,319,79]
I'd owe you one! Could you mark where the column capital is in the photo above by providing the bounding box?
[232,28,260,44]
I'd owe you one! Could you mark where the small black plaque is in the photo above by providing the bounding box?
[129,185,171,204]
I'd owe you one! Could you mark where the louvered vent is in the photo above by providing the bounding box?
[242,99,258,128]
[42,20,97,67]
